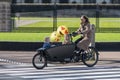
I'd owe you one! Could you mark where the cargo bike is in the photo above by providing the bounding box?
[32,32,99,69]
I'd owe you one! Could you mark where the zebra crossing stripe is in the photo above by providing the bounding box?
[9,67,120,79]
[32,75,120,80]
[96,79,120,80]
[19,71,120,79]
[0,58,25,64]
[1,64,120,80]
[8,67,120,76]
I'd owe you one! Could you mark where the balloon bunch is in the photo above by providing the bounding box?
[50,25,69,42]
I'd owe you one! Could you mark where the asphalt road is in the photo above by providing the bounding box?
[0,51,120,80]
[0,51,120,66]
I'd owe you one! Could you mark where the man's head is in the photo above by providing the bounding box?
[81,15,89,24]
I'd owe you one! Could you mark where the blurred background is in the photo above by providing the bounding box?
[11,0,120,33]
[0,0,120,42]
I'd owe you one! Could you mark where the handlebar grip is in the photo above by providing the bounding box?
[72,32,78,37]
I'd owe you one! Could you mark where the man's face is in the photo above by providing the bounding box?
[81,16,86,23]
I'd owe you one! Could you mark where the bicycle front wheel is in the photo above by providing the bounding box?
[32,53,47,69]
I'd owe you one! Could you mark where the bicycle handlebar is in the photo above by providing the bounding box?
[68,32,83,43]
[68,32,78,43]
[69,32,78,37]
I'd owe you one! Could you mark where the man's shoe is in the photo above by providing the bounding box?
[74,50,80,54]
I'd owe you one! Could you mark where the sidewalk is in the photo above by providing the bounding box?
[98,51,120,66]
[99,51,120,60]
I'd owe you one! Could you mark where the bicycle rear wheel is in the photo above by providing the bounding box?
[82,47,99,67]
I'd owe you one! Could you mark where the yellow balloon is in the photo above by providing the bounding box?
[50,31,61,42]
[57,25,69,36]
[56,31,62,37]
